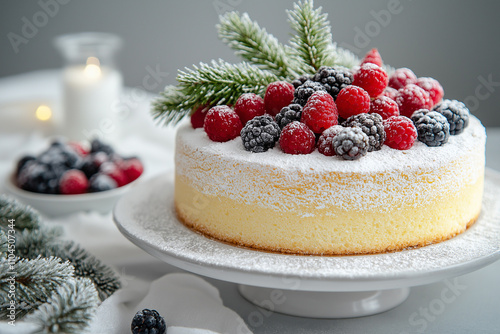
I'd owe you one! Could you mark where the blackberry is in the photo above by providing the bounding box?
[90,138,114,155]
[240,115,280,153]
[410,109,430,124]
[16,155,36,176]
[88,174,117,192]
[131,309,166,334]
[291,75,311,89]
[293,80,326,106]
[342,113,386,152]
[312,66,353,100]
[414,111,450,147]
[333,127,369,160]
[17,162,59,194]
[433,99,469,135]
[275,104,303,129]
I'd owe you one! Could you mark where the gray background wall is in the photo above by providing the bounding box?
[1,0,499,126]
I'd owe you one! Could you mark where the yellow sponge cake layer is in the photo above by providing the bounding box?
[174,117,486,255]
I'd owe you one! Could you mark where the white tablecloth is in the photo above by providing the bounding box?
[0,70,499,334]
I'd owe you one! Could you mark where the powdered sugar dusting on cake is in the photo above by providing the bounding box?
[175,117,485,213]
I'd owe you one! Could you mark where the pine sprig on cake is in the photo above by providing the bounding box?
[218,12,293,78]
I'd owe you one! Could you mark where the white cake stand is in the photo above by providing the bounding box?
[113,169,500,318]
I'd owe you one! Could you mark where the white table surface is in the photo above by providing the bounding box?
[0,70,499,334]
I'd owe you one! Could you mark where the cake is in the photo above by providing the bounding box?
[152,1,486,255]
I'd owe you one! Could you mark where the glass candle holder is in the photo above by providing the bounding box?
[54,32,123,141]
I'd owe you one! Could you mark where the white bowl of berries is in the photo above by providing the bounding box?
[5,139,144,217]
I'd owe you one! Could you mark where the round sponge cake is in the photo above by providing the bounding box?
[174,116,486,255]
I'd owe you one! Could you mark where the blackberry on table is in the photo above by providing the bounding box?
[342,113,386,152]
[275,104,303,129]
[131,309,166,334]
[312,66,353,100]
[291,75,311,89]
[433,99,469,135]
[414,111,450,147]
[333,127,369,160]
[293,80,326,106]
[241,115,281,153]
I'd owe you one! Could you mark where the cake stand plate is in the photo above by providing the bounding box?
[113,169,500,318]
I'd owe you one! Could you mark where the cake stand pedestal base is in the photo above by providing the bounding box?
[238,285,410,318]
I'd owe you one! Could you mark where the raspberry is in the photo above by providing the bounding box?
[353,63,388,98]
[395,84,432,118]
[381,87,398,100]
[414,111,450,147]
[119,158,144,183]
[203,105,243,142]
[388,68,417,90]
[416,77,444,107]
[190,105,211,129]
[100,162,128,187]
[275,103,302,129]
[433,99,469,135]
[68,142,89,156]
[291,75,312,89]
[383,116,417,150]
[131,309,166,334]
[370,96,399,120]
[336,86,370,119]
[240,115,280,153]
[234,93,265,125]
[360,48,383,67]
[264,81,295,116]
[342,113,386,152]
[59,169,88,195]
[312,66,353,100]
[301,91,338,134]
[279,121,316,155]
[333,127,369,160]
[293,80,326,106]
[317,125,344,156]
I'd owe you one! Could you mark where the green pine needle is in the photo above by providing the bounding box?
[0,230,8,258]
[0,195,41,232]
[26,278,99,334]
[287,0,335,74]
[218,12,293,78]
[152,85,189,126]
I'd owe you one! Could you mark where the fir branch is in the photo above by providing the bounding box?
[0,230,8,258]
[218,12,292,78]
[26,278,99,334]
[0,195,40,232]
[15,226,64,259]
[152,85,189,126]
[331,43,360,69]
[0,257,74,318]
[287,0,335,74]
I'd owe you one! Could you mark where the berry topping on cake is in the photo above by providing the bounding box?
[88,174,117,192]
[433,99,470,135]
[352,63,388,98]
[292,75,312,89]
[336,86,370,119]
[410,108,429,124]
[413,111,450,147]
[395,84,432,118]
[204,105,243,142]
[312,66,353,100]
[293,80,326,106]
[275,103,303,129]
[317,125,344,156]
[381,87,398,100]
[370,96,399,120]
[234,93,266,125]
[342,113,386,152]
[333,127,369,160]
[279,121,316,155]
[360,48,383,67]
[388,68,417,90]
[383,116,417,150]
[131,309,166,334]
[190,105,211,129]
[264,81,295,116]
[241,115,281,153]
[119,158,144,182]
[59,169,88,195]
[416,77,444,107]
[301,91,339,134]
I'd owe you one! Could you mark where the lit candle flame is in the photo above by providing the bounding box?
[84,56,101,78]
[35,105,52,121]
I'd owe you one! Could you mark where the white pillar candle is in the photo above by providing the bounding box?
[61,56,122,141]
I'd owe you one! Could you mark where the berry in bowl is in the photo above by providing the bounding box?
[6,139,144,217]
